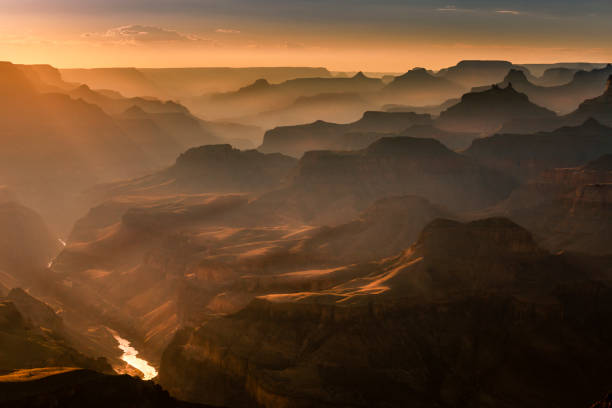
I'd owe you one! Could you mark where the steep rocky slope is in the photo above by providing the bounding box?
[464,119,612,182]
[0,61,157,233]
[90,144,297,201]
[46,192,452,366]
[565,75,612,126]
[436,83,556,134]
[495,154,612,254]
[0,294,111,374]
[0,200,62,290]
[255,136,516,224]
[499,74,612,134]
[479,65,612,114]
[158,218,612,408]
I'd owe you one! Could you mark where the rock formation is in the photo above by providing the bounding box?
[436,83,557,134]
[158,218,612,408]
[465,119,612,182]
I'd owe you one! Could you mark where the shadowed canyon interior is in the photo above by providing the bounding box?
[1,10,612,406]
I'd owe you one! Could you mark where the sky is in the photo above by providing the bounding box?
[1,0,611,71]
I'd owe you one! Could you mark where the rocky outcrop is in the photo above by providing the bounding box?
[0,299,111,374]
[465,119,612,182]
[159,218,612,408]
[92,145,297,200]
[436,60,532,88]
[565,75,612,126]
[255,136,516,225]
[436,83,556,134]
[496,155,612,254]
[259,111,432,157]
[381,67,466,105]
[480,64,612,115]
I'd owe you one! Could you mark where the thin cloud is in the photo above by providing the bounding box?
[215,28,241,34]
[496,10,521,15]
[84,25,206,44]
[435,5,476,13]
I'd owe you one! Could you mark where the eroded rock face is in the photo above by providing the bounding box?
[0,297,111,374]
[464,119,612,182]
[259,111,432,157]
[436,83,556,134]
[567,75,612,126]
[381,68,466,105]
[498,155,612,254]
[436,60,527,88]
[476,65,612,115]
[49,191,451,364]
[91,145,297,201]
[158,218,612,408]
[254,136,516,225]
[0,201,62,290]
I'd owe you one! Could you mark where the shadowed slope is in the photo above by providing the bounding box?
[159,218,612,408]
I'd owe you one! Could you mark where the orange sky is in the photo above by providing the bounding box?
[1,0,611,71]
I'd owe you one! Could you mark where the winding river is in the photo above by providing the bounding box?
[109,330,158,380]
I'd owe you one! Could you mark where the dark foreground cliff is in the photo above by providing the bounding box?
[0,368,215,408]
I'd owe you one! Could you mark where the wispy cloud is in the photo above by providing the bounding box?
[496,10,521,15]
[215,28,241,34]
[435,5,477,13]
[83,25,207,44]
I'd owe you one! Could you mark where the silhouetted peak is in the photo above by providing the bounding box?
[505,69,528,83]
[352,71,368,80]
[581,117,605,129]
[395,67,433,81]
[471,81,525,100]
[239,78,271,92]
[252,78,270,87]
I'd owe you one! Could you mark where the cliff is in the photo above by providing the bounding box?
[158,218,612,408]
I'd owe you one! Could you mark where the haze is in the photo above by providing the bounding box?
[2,1,612,408]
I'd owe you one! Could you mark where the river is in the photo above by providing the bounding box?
[108,330,158,380]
